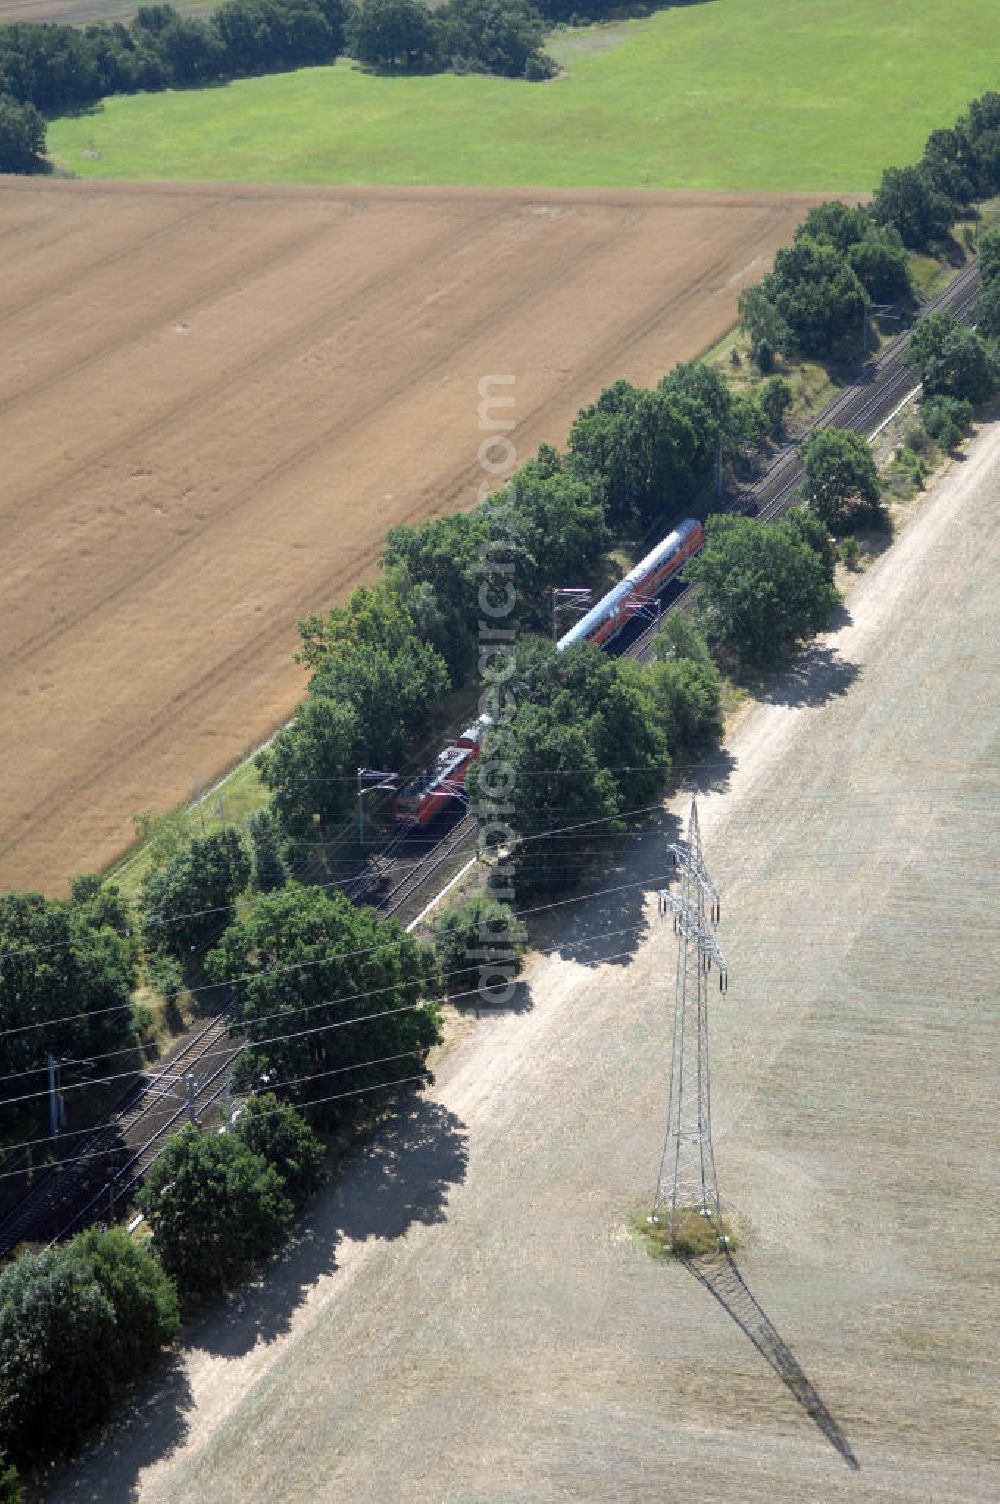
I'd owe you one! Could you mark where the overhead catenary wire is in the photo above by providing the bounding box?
[0,880,698,1139]
[0,915,653,1109]
[0,775,983,964]
[2,808,989,1051]
[1,867,689,1081]
[0,929,664,1175]
[2,260,982,972]
[6,1071,438,1190]
[0,803,685,1031]
[0,777,696,963]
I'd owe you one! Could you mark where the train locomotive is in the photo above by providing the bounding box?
[392,721,485,828]
[392,517,703,826]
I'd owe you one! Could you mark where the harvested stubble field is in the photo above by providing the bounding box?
[52,418,1000,1502]
[0,176,824,893]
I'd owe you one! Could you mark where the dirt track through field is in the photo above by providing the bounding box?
[50,423,1000,1502]
[0,178,824,893]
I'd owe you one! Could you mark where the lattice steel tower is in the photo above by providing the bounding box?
[650,797,730,1242]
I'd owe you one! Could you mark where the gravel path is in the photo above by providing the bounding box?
[53,427,1000,1503]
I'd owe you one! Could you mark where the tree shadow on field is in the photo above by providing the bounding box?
[684,1247,860,1471]
[192,1094,468,1360]
[44,1354,195,1504]
[44,1098,467,1500]
[530,807,677,969]
[529,747,737,970]
[749,609,861,710]
[758,644,860,710]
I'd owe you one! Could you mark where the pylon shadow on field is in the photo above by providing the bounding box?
[684,1247,860,1471]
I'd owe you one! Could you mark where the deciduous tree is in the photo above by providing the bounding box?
[233,1094,324,1205]
[0,1231,177,1466]
[247,807,288,891]
[871,164,954,251]
[140,827,252,957]
[0,93,44,173]
[138,1125,292,1301]
[688,513,839,670]
[207,885,439,1125]
[0,891,138,1093]
[799,426,881,531]
[766,238,868,359]
[759,375,793,437]
[431,896,525,1000]
[908,311,998,404]
[347,0,438,69]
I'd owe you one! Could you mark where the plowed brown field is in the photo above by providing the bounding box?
[0,178,823,893]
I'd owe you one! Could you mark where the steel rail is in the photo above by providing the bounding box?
[4,260,982,1251]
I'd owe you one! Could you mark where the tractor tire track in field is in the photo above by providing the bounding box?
[0,181,827,890]
[398,204,797,535]
[4,199,654,663]
[0,197,500,540]
[0,206,362,421]
[0,198,214,323]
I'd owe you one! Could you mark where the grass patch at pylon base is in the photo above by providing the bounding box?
[631,1208,740,1261]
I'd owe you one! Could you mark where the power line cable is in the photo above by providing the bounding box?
[0,916,649,1108]
[0,825,675,1031]
[0,900,670,1154]
[0,778,981,962]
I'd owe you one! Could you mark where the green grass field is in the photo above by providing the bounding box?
[48,0,998,191]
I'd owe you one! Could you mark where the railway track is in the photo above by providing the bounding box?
[629,258,983,661]
[0,258,982,1255]
[745,259,981,525]
[0,996,238,1254]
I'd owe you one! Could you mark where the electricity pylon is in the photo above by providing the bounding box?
[650,797,730,1244]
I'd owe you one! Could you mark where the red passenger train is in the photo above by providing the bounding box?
[392,720,486,827]
[392,518,703,826]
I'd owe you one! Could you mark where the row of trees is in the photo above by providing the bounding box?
[138,1095,324,1300]
[469,620,726,896]
[567,362,786,530]
[259,359,793,844]
[348,0,554,79]
[462,507,841,899]
[0,0,558,170]
[739,91,1000,368]
[739,200,912,365]
[871,93,1000,251]
[0,1092,327,1485]
[0,0,350,112]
